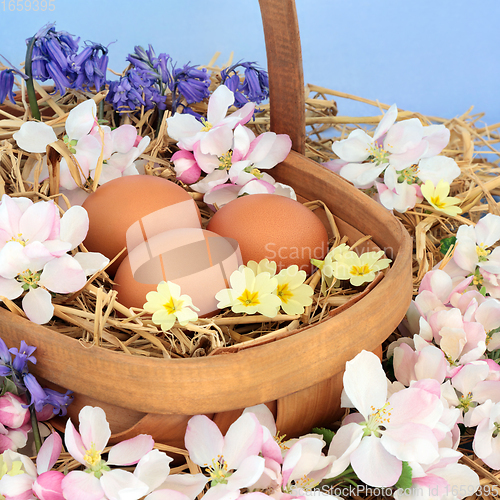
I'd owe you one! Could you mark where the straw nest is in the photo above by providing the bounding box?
[2,58,500,497]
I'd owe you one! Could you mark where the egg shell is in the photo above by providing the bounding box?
[113,228,242,317]
[82,176,201,275]
[206,194,329,274]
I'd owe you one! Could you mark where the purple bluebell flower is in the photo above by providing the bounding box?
[170,63,210,111]
[221,61,269,108]
[0,337,12,377]
[44,388,73,416]
[106,67,166,113]
[127,44,172,85]
[9,341,36,374]
[27,22,80,95]
[0,70,16,104]
[23,373,47,412]
[70,42,109,91]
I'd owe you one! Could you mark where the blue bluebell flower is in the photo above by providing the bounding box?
[44,388,73,416]
[0,337,12,376]
[221,61,269,108]
[170,63,210,111]
[22,373,47,413]
[28,22,80,95]
[70,42,109,91]
[0,70,16,104]
[9,341,36,374]
[127,44,172,85]
[106,67,166,113]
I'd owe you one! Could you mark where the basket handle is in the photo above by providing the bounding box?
[259,0,306,154]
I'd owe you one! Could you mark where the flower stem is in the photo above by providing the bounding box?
[25,34,41,121]
[29,400,42,454]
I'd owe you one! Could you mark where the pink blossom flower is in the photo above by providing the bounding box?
[394,448,479,499]
[167,85,255,154]
[62,406,161,500]
[326,350,443,487]
[184,413,265,494]
[0,195,108,324]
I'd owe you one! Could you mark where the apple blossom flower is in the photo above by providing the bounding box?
[421,179,462,216]
[328,250,391,287]
[167,84,255,154]
[417,155,461,186]
[215,267,281,317]
[468,399,500,469]
[184,412,265,494]
[0,449,37,499]
[143,281,200,331]
[13,121,57,153]
[393,447,479,500]
[63,406,160,500]
[274,265,314,315]
[326,350,443,487]
[376,165,422,213]
[0,195,109,324]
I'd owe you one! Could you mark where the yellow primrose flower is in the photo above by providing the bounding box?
[311,243,351,292]
[245,258,277,277]
[275,265,314,315]
[330,250,391,287]
[421,180,462,216]
[215,267,281,317]
[144,281,200,331]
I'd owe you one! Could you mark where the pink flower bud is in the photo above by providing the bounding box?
[32,471,65,500]
[0,393,30,429]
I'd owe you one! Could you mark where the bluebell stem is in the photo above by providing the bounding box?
[170,63,210,113]
[220,61,269,108]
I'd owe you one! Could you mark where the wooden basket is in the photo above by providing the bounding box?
[0,0,413,447]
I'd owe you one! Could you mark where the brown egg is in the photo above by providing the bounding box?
[82,176,201,276]
[114,228,242,317]
[207,194,329,274]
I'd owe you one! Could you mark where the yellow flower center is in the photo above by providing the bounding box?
[84,444,102,467]
[250,167,263,179]
[277,283,293,304]
[163,296,183,315]
[293,474,320,492]
[0,460,24,478]
[430,195,446,209]
[206,456,229,484]
[218,150,233,170]
[350,264,371,276]
[371,402,392,424]
[9,234,26,246]
[367,143,390,165]
[237,289,260,307]
[200,118,213,132]
[476,244,491,260]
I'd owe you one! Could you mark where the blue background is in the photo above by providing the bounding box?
[1,0,499,124]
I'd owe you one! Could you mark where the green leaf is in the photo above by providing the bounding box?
[395,461,413,490]
[480,286,487,296]
[312,427,335,446]
[440,236,456,255]
[1,378,19,397]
